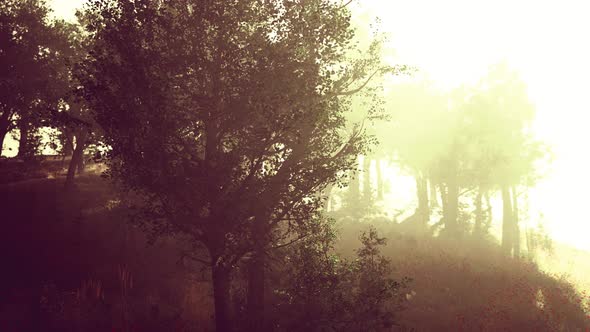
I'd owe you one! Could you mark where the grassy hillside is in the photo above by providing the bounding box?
[335,220,590,331]
[1,175,588,331]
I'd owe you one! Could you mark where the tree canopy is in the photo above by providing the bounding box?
[78,0,393,330]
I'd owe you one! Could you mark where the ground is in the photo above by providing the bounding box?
[0,172,588,331]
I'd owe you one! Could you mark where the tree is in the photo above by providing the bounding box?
[381,64,549,243]
[383,80,452,230]
[79,0,395,330]
[460,63,550,255]
[49,19,98,188]
[0,0,58,158]
[270,223,409,331]
[0,0,92,165]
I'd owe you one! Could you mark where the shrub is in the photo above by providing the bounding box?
[269,222,410,332]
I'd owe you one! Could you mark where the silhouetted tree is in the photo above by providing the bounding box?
[0,0,57,158]
[461,63,550,255]
[78,0,401,330]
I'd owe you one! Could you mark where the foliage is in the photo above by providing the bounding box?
[270,223,409,331]
[0,0,51,156]
[77,0,402,328]
[332,219,590,332]
[0,0,88,158]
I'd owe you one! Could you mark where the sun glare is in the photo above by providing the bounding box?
[355,0,590,251]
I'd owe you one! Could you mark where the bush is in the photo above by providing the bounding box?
[269,221,410,332]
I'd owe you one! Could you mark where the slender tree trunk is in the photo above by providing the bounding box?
[17,121,29,159]
[64,129,74,156]
[484,191,493,231]
[60,129,74,168]
[416,174,429,224]
[439,183,448,221]
[0,110,10,157]
[247,211,269,331]
[76,136,86,175]
[438,183,449,229]
[247,251,265,331]
[429,178,439,208]
[501,185,513,256]
[512,186,520,257]
[212,263,232,332]
[376,159,384,200]
[65,129,87,188]
[446,179,459,235]
[362,156,372,202]
[474,187,484,236]
[0,126,7,157]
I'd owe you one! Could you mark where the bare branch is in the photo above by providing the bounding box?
[271,233,310,250]
[337,0,353,10]
[329,67,383,97]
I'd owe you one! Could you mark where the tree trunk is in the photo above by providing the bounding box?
[439,183,448,221]
[429,178,439,208]
[415,174,429,224]
[247,251,265,331]
[473,187,484,236]
[76,138,86,174]
[65,129,87,188]
[247,213,267,331]
[501,185,514,256]
[376,159,384,200]
[484,191,493,231]
[212,264,232,332]
[61,129,74,167]
[0,125,7,157]
[446,179,459,235]
[0,109,15,157]
[17,121,29,159]
[63,129,74,156]
[512,186,520,257]
[362,156,372,202]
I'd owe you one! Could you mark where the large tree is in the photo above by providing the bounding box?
[49,19,98,187]
[0,0,56,157]
[0,0,89,162]
[79,0,393,330]
[381,64,549,243]
[460,63,549,255]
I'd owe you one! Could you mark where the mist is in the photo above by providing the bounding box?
[1,0,589,331]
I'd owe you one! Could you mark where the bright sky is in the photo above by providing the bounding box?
[28,0,590,251]
[48,0,80,21]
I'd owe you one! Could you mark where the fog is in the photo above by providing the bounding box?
[1,0,589,330]
[30,0,590,251]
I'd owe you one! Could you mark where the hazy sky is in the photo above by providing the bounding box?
[42,0,590,250]
[360,0,590,250]
[48,0,80,21]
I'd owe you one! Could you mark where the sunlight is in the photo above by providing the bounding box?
[359,0,590,251]
[37,0,590,251]
[4,1,590,329]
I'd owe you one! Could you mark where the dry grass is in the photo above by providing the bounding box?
[1,176,588,331]
[335,220,590,331]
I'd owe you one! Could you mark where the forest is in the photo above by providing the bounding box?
[1,0,589,331]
